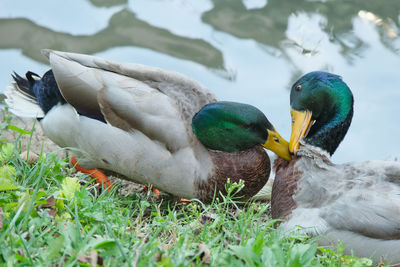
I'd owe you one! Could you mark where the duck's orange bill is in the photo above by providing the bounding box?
[71,156,113,192]
[289,108,313,154]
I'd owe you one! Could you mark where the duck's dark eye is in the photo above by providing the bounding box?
[274,137,279,143]
[295,84,302,91]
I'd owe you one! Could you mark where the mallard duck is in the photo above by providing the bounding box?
[271,71,400,263]
[5,49,291,202]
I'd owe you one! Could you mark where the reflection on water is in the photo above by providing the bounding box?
[0,0,399,163]
[0,9,223,68]
[89,0,128,8]
[204,0,400,52]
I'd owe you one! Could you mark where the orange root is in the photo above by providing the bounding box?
[71,156,113,192]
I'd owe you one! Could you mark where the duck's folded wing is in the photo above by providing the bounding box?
[43,49,217,151]
[322,160,400,240]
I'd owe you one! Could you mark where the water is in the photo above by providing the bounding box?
[0,0,399,163]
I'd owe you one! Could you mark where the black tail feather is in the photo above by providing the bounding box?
[10,70,106,122]
[26,71,40,86]
[12,72,37,101]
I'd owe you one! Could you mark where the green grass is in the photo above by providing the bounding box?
[0,126,375,266]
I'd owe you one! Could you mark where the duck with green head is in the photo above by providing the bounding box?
[5,50,290,203]
[271,71,400,263]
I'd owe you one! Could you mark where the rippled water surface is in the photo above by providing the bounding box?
[1,0,399,163]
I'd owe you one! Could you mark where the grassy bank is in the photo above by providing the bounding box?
[0,124,373,266]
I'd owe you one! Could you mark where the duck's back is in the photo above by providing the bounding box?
[43,50,217,152]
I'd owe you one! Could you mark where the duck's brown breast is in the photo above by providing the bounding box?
[271,157,302,220]
[195,146,270,203]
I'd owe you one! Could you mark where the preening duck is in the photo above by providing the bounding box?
[271,71,400,263]
[5,50,291,202]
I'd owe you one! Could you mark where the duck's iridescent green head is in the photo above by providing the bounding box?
[289,71,354,155]
[192,101,291,160]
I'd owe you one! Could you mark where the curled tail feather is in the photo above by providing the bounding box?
[11,71,40,101]
[5,73,44,118]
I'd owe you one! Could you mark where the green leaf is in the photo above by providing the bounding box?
[357,258,373,266]
[261,247,279,267]
[55,212,72,222]
[94,240,117,249]
[93,239,119,257]
[7,125,32,135]
[45,235,65,260]
[0,177,18,191]
[287,243,317,267]
[14,253,30,264]
[17,189,32,211]
[230,242,258,266]
[59,177,81,201]
[0,143,15,162]
[55,198,65,210]
[0,165,16,180]
[252,232,265,255]
[0,165,18,191]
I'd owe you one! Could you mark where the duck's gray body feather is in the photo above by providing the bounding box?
[274,144,400,263]
[6,50,272,202]
[39,50,218,199]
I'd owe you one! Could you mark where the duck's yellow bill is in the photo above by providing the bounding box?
[289,108,313,154]
[262,129,291,161]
